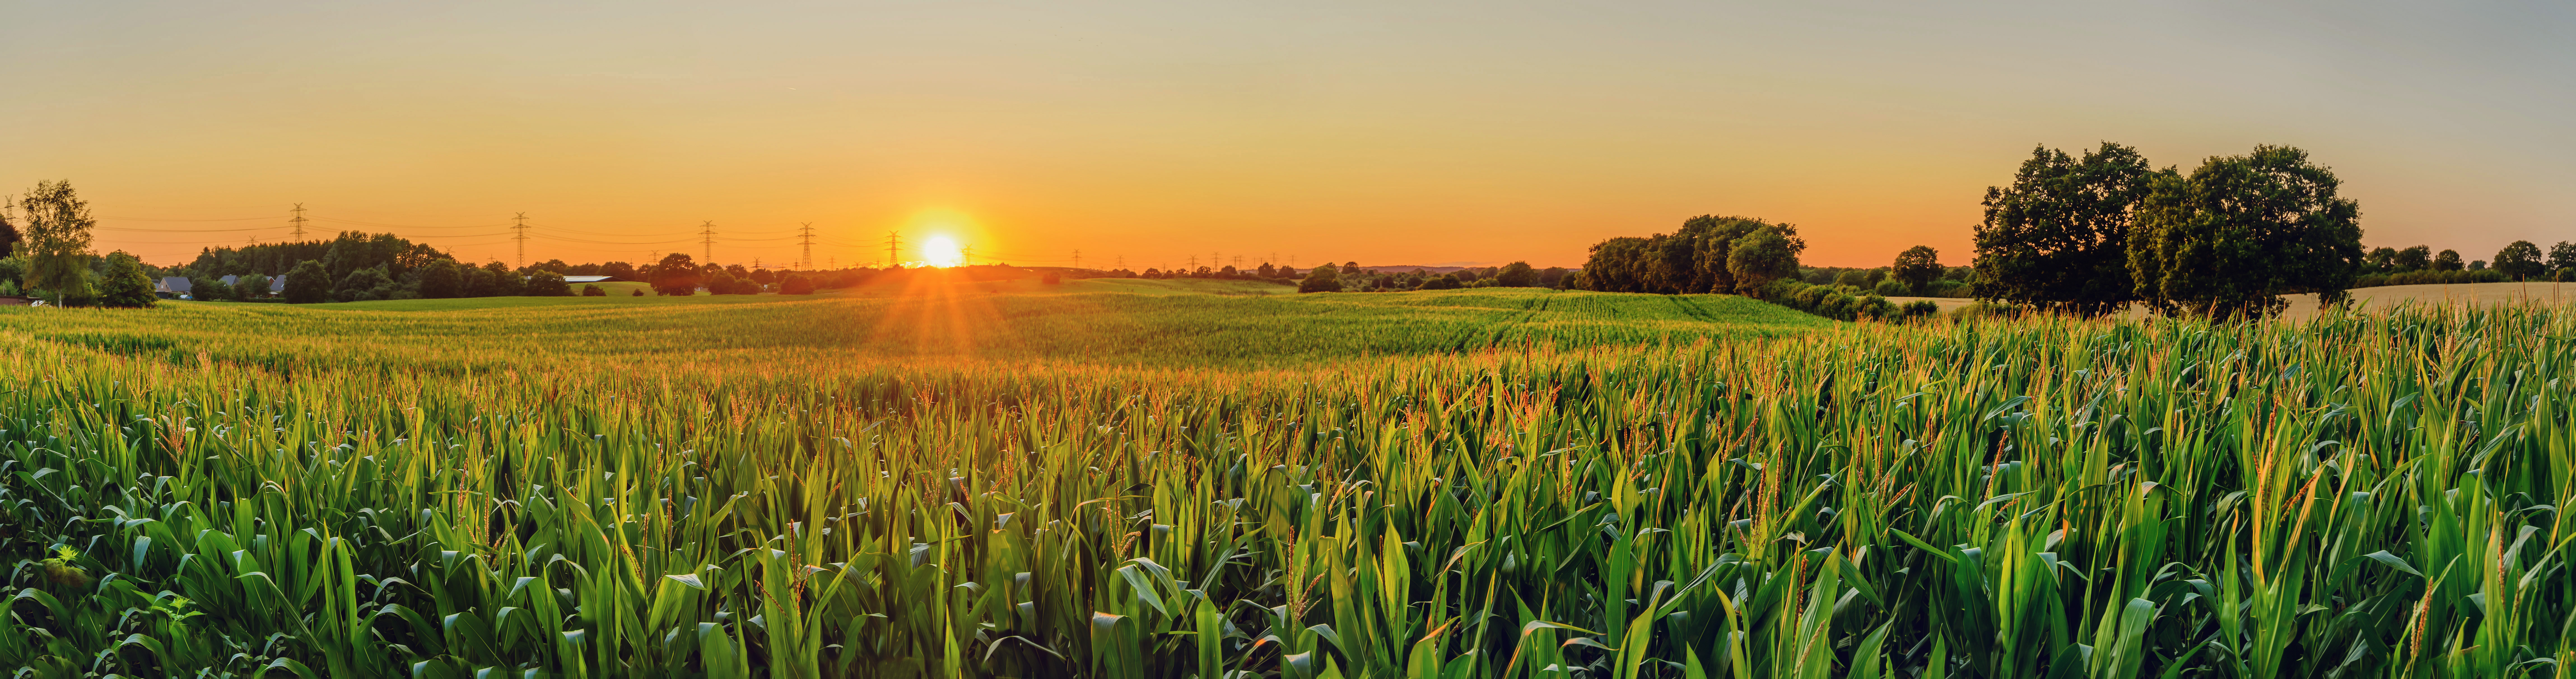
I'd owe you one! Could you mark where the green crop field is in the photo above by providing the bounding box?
[0,285,2567,679]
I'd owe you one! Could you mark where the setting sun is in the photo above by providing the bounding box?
[920,234,964,268]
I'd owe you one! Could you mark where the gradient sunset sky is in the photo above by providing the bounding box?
[7,1,2572,270]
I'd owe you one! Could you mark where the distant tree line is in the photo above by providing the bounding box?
[1290,261,1568,293]
[0,182,885,307]
[176,235,888,303]
[1563,144,2389,321]
[1577,215,1803,295]
[2346,240,2576,287]
[1137,261,1301,283]
[628,252,872,297]
[1570,215,1940,322]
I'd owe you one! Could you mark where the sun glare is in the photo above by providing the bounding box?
[922,234,964,267]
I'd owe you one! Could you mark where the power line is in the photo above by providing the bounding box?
[99,225,287,233]
[99,215,277,222]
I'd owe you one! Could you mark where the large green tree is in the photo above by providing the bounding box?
[232,274,270,301]
[524,270,573,296]
[2395,245,2432,271]
[0,200,19,258]
[282,260,332,303]
[2363,247,2397,273]
[1972,142,2156,316]
[18,180,96,305]
[2551,241,2576,273]
[651,252,701,295]
[332,265,397,302]
[96,251,158,308]
[1297,264,1343,293]
[418,259,464,298]
[1725,227,1802,296]
[1891,245,1943,295]
[2494,240,2546,280]
[1579,215,1797,294]
[1579,237,1651,292]
[482,261,525,296]
[2128,145,2364,319]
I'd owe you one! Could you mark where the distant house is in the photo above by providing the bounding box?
[157,277,193,299]
[270,276,287,294]
[220,275,238,287]
[562,275,613,284]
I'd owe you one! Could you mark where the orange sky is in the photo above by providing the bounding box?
[7,2,2573,270]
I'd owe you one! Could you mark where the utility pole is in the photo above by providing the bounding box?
[511,212,530,268]
[754,257,762,269]
[288,203,308,240]
[797,222,817,270]
[1187,254,1198,269]
[698,221,718,263]
[884,231,903,268]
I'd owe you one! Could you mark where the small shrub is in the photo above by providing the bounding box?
[779,274,816,295]
[582,284,607,297]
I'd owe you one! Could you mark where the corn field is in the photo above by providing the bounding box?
[1,291,2572,678]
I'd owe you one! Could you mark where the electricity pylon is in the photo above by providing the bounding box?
[884,232,903,268]
[288,203,308,239]
[511,213,530,268]
[797,223,817,270]
[698,221,718,262]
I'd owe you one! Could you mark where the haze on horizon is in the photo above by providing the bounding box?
[6,1,2570,270]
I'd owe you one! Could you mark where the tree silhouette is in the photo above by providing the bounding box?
[1892,246,1943,295]
[1972,142,2154,316]
[2130,145,2362,319]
